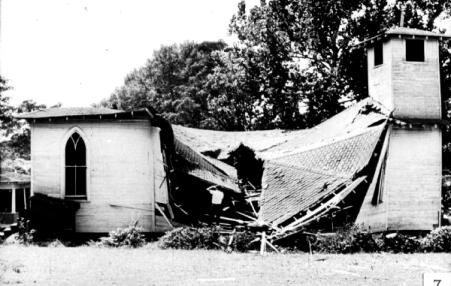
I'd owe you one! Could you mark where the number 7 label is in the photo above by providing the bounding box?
[424,273,451,286]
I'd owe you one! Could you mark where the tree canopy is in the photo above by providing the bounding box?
[100,41,230,128]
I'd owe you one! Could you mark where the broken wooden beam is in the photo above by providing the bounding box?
[155,203,174,228]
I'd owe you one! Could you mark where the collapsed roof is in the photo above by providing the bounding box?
[174,98,391,232]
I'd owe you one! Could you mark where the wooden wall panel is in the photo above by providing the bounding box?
[385,126,441,230]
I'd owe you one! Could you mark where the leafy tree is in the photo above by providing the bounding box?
[202,49,257,130]
[10,100,47,160]
[16,99,47,113]
[228,1,305,129]
[0,76,16,168]
[0,76,13,137]
[1,98,47,161]
[101,41,228,128]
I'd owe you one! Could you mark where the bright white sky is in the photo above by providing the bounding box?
[1,0,259,107]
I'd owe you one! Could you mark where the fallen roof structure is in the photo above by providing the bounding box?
[173,98,391,238]
[259,99,388,235]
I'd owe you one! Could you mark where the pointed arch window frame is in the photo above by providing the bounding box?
[61,127,89,200]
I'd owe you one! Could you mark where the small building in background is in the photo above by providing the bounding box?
[0,171,30,229]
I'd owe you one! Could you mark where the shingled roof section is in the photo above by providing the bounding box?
[269,126,385,177]
[259,126,385,224]
[260,164,351,225]
[258,99,390,226]
[16,107,124,119]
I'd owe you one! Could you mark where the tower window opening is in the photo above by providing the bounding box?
[406,39,424,62]
[374,42,383,66]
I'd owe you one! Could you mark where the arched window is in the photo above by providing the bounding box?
[65,132,87,199]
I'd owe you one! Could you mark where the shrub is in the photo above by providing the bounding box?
[375,233,421,253]
[17,218,36,245]
[311,225,379,254]
[158,227,220,250]
[421,226,451,252]
[46,239,67,247]
[98,223,146,248]
[229,231,258,252]
[159,227,259,252]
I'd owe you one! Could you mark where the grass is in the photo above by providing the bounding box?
[0,244,450,285]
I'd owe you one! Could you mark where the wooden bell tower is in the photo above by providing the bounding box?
[356,27,451,231]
